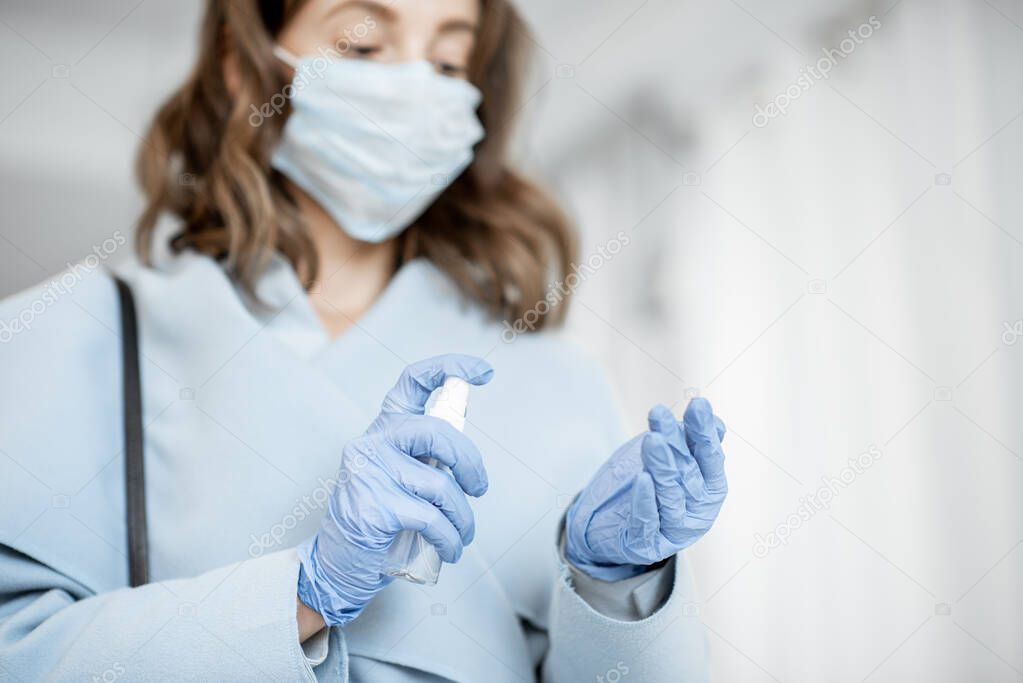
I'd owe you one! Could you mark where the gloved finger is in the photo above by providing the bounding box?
[392,498,464,564]
[383,448,476,545]
[626,472,661,557]
[389,415,488,497]
[648,404,704,494]
[380,354,494,415]
[640,432,688,544]
[683,398,727,491]
[714,415,726,442]
[647,404,686,452]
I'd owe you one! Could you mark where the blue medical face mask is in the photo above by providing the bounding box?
[270,47,485,243]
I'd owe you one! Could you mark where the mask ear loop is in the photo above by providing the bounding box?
[272,45,301,69]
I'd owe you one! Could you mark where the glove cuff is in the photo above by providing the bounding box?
[563,505,656,582]
[565,549,652,582]
[297,535,374,628]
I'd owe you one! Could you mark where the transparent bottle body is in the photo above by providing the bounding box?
[384,461,446,584]
[383,378,468,585]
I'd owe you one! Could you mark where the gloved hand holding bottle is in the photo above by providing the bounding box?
[296,355,493,627]
[566,399,728,581]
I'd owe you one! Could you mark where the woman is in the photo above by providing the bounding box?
[0,0,728,680]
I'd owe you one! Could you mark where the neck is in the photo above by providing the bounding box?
[292,185,399,338]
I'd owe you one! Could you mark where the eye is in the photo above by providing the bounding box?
[351,45,380,58]
[437,62,467,77]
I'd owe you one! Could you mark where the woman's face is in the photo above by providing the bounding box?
[278,0,480,79]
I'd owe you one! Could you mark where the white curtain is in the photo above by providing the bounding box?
[535,0,1023,679]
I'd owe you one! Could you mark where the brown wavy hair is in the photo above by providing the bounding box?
[135,0,575,329]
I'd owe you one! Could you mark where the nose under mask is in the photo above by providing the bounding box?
[270,47,486,243]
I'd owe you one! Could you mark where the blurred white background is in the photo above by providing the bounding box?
[2,0,1022,680]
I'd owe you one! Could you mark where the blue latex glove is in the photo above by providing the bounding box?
[297,354,493,626]
[566,398,728,581]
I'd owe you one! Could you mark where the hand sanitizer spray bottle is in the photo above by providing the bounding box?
[384,376,469,585]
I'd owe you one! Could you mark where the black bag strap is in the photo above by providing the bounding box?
[113,276,149,587]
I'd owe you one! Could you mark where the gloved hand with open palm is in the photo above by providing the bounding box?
[566,398,728,581]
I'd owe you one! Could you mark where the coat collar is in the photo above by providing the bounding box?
[225,251,484,363]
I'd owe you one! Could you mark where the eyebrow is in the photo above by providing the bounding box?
[324,0,395,22]
[325,1,477,34]
[437,18,477,35]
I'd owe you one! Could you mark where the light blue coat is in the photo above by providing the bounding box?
[0,249,709,681]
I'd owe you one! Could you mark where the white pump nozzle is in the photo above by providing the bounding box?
[427,377,469,431]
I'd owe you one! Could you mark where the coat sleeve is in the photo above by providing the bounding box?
[0,545,341,682]
[513,343,710,681]
[541,551,709,683]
